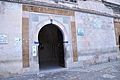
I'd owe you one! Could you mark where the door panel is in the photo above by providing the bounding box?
[38,24,65,69]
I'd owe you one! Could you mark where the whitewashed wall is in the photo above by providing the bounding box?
[75,12,118,64]
[76,12,116,51]
[0,1,22,76]
[77,1,113,15]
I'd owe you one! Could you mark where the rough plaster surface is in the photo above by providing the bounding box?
[75,12,116,50]
[75,11,118,64]
[0,1,22,75]
[77,1,113,14]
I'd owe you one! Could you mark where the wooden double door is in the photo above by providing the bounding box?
[38,24,65,69]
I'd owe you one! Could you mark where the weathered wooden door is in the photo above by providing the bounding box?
[57,29,65,67]
[38,24,65,69]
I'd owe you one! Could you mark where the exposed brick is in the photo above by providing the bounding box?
[114,19,120,46]
[71,21,78,62]
[22,17,30,68]
[23,5,74,16]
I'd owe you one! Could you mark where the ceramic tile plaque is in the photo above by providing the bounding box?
[0,34,8,44]
[77,27,85,36]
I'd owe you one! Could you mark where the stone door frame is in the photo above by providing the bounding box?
[22,5,78,71]
[33,19,69,69]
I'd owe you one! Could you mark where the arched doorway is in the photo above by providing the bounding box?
[38,24,65,70]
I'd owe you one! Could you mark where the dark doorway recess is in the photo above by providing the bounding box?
[118,35,120,50]
[38,24,65,70]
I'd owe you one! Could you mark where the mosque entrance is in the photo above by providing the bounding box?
[38,24,65,70]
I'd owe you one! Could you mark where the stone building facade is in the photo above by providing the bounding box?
[0,0,120,76]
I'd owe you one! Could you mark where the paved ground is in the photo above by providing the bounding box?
[0,61,120,80]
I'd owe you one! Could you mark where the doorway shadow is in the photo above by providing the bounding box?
[38,24,65,70]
